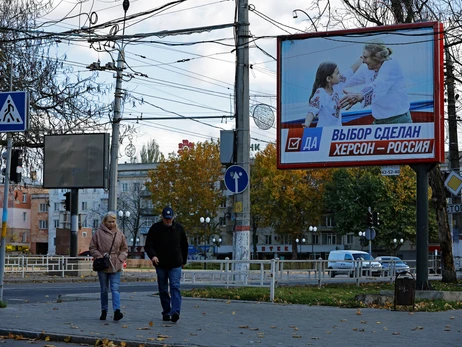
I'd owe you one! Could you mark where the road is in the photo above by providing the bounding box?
[3,281,156,304]
[2,280,216,305]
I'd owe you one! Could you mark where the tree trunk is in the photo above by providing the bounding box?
[428,166,457,283]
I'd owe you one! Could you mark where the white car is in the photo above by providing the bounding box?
[327,250,382,277]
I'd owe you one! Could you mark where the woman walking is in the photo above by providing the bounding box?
[90,211,128,321]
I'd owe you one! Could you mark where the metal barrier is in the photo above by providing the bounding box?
[3,256,444,302]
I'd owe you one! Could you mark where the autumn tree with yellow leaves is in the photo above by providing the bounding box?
[251,143,332,259]
[146,140,225,246]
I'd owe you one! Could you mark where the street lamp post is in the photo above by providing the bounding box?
[393,238,404,255]
[118,209,130,252]
[309,226,318,259]
[212,236,222,258]
[292,9,317,31]
[295,237,306,259]
[200,216,211,269]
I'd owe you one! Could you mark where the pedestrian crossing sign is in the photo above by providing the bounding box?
[0,91,29,132]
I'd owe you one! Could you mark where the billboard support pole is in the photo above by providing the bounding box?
[412,163,432,290]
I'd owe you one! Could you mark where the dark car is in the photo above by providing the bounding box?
[375,256,410,275]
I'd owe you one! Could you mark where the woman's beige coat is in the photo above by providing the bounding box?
[89,223,128,273]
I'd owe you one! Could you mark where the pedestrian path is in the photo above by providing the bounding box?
[0,290,461,346]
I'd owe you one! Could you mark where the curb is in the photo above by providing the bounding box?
[0,328,192,347]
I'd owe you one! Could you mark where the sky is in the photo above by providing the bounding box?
[35,0,311,161]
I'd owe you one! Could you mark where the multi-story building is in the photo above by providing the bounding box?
[0,183,48,254]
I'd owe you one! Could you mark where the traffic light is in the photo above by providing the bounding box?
[372,212,380,227]
[64,192,71,211]
[367,211,373,227]
[9,149,23,183]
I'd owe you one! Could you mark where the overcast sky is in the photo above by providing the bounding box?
[35,0,310,160]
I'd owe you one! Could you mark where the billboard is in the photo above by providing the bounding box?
[43,133,110,188]
[277,22,444,169]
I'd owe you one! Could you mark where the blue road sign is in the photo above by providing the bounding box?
[224,165,249,194]
[0,91,29,132]
[365,228,376,241]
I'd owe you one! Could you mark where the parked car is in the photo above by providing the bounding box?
[375,256,410,275]
[327,250,382,277]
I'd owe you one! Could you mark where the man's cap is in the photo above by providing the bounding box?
[162,207,174,219]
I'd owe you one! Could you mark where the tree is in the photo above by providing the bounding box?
[0,0,113,173]
[251,143,332,259]
[145,140,225,247]
[324,166,438,252]
[118,186,146,257]
[140,139,162,163]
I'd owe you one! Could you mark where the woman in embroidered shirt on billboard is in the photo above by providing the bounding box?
[339,40,412,124]
[303,59,361,128]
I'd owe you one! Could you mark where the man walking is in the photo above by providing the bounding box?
[144,207,188,322]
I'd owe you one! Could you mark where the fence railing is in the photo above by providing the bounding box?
[3,256,455,301]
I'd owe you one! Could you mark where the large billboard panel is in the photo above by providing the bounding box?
[277,22,444,169]
[43,133,110,189]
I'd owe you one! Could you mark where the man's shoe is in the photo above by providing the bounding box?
[114,309,123,321]
[100,310,107,320]
[171,312,180,323]
[162,315,171,321]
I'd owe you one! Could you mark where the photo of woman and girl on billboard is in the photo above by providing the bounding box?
[302,40,413,128]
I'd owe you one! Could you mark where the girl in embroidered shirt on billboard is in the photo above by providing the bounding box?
[339,40,412,124]
[303,58,362,128]
[89,211,128,322]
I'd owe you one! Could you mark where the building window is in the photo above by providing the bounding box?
[22,193,27,203]
[322,233,338,245]
[54,219,59,228]
[134,182,140,191]
[346,234,354,244]
[312,234,319,245]
[82,232,87,237]
[39,220,48,229]
[93,201,99,210]
[265,235,272,244]
[323,215,335,227]
[122,183,128,192]
[81,201,87,211]
[93,219,99,228]
[23,212,27,221]
[39,203,48,212]
[54,202,60,211]
[81,219,87,228]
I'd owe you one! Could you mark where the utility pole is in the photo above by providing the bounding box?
[108,1,129,212]
[233,0,250,274]
[108,49,124,212]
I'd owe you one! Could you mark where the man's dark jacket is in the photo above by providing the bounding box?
[144,220,188,269]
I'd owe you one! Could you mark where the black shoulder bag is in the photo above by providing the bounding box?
[93,232,117,271]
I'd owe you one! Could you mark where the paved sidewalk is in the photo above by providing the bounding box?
[0,290,461,347]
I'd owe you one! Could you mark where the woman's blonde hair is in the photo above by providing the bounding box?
[102,211,118,226]
[364,40,392,62]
